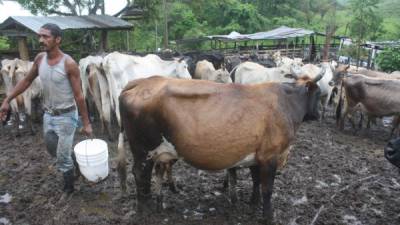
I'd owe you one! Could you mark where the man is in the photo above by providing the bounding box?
[0,23,93,197]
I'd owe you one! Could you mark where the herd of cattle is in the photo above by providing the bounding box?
[1,51,400,223]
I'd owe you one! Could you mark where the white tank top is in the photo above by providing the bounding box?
[39,53,76,110]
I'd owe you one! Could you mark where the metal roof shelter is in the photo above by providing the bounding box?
[176,26,341,62]
[0,15,133,35]
[206,26,320,41]
[362,40,400,50]
[0,15,133,59]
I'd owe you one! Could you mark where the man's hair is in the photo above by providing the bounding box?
[40,23,62,38]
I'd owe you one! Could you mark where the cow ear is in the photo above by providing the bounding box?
[85,65,90,74]
[305,81,318,92]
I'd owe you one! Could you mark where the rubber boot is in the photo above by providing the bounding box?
[58,169,75,204]
[63,169,75,194]
[71,153,81,179]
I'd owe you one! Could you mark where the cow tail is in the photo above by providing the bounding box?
[336,81,344,126]
[117,128,127,193]
[328,86,337,106]
[117,91,127,193]
[229,64,240,83]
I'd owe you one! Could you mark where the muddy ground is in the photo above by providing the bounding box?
[1,109,400,225]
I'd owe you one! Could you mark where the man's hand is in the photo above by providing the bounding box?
[0,100,10,122]
[81,123,93,137]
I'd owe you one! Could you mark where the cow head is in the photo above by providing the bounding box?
[13,59,31,86]
[291,67,326,121]
[175,57,192,79]
[384,138,400,168]
[213,68,232,83]
[272,51,282,66]
[1,59,17,90]
[332,64,350,85]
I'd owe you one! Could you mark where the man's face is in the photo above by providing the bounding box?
[38,28,61,52]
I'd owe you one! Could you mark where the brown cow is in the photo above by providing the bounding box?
[337,74,400,136]
[334,65,400,132]
[117,69,324,223]
[334,64,399,80]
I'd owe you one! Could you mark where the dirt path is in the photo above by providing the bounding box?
[1,112,400,225]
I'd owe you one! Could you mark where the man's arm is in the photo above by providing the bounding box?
[0,54,43,120]
[65,57,93,136]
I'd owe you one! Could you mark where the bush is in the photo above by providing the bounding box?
[0,36,10,50]
[376,47,400,72]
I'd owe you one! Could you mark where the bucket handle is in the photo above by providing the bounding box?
[85,138,94,166]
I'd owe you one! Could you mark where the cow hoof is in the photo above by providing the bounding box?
[156,197,163,212]
[136,200,154,215]
[229,193,237,204]
[169,184,179,194]
[258,217,275,225]
[250,196,261,207]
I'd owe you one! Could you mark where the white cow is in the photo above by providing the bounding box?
[272,51,303,67]
[392,71,400,75]
[194,60,232,83]
[391,71,400,79]
[1,58,42,133]
[233,61,295,84]
[1,59,20,117]
[102,52,191,128]
[78,55,113,139]
[100,52,191,174]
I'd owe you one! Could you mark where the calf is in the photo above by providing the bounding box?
[147,137,178,210]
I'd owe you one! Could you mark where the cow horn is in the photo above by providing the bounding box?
[312,66,326,83]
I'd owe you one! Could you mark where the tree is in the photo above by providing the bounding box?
[15,0,140,16]
[322,0,338,61]
[348,0,383,65]
[376,48,400,72]
[168,2,202,40]
[195,0,269,34]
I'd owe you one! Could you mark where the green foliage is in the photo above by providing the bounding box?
[0,36,10,50]
[376,48,400,72]
[135,0,162,21]
[16,0,56,15]
[130,23,162,52]
[186,0,269,34]
[168,2,201,40]
[348,0,383,42]
[16,0,106,15]
[14,0,399,54]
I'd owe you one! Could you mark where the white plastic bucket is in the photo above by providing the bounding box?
[74,139,109,182]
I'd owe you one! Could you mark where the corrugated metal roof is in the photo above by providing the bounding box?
[206,26,319,41]
[0,15,133,34]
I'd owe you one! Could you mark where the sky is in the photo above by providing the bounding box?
[0,0,127,23]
